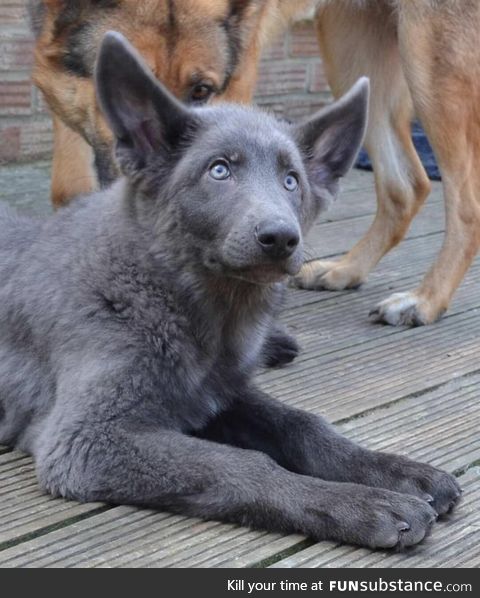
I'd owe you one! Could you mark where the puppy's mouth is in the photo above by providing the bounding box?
[204,256,300,285]
[227,267,289,285]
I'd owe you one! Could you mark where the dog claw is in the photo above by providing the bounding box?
[397,521,411,532]
[447,500,457,513]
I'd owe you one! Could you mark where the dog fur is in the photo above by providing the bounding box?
[0,33,460,550]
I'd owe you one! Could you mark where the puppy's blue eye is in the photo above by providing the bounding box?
[284,173,299,192]
[210,160,230,180]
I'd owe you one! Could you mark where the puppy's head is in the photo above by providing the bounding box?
[96,32,368,283]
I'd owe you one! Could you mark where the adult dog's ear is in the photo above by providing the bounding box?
[95,31,198,175]
[225,1,268,49]
[295,77,369,203]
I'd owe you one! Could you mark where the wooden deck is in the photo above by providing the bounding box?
[0,162,479,568]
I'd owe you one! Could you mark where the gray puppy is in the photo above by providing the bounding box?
[0,32,460,550]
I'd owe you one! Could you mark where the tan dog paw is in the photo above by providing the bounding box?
[369,292,445,326]
[293,259,365,291]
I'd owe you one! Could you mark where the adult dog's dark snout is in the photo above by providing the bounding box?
[255,221,300,260]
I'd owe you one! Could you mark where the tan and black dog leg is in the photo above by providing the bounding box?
[295,2,430,293]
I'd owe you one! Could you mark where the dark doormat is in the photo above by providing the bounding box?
[355,121,441,181]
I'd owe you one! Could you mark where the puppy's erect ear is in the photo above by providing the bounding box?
[295,77,369,203]
[95,31,198,174]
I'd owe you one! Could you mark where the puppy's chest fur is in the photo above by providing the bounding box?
[94,255,276,422]
[112,269,273,375]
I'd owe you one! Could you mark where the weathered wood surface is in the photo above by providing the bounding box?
[0,163,478,567]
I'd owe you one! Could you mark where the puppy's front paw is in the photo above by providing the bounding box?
[321,486,437,550]
[375,453,462,516]
[262,328,300,368]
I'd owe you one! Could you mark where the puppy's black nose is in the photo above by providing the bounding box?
[255,222,300,259]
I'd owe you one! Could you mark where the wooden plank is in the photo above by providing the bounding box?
[0,451,103,548]
[307,200,445,261]
[0,504,303,568]
[337,169,379,194]
[0,378,476,568]
[339,374,480,474]
[280,259,480,362]
[258,303,480,423]
[285,238,442,311]
[0,162,52,216]
[317,176,441,223]
[279,214,480,372]
[270,468,480,568]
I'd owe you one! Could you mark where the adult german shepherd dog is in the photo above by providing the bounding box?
[0,33,461,549]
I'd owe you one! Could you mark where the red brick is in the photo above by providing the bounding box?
[0,80,32,115]
[255,98,287,119]
[283,96,330,120]
[257,95,331,121]
[33,88,51,115]
[0,1,29,23]
[308,62,329,93]
[256,61,309,96]
[0,34,35,71]
[0,126,21,163]
[261,34,287,61]
[289,22,320,58]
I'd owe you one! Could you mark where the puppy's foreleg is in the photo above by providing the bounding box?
[200,390,461,517]
[37,426,437,550]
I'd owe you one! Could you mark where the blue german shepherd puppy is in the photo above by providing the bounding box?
[0,33,460,549]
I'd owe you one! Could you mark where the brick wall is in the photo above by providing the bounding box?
[255,21,330,120]
[0,3,330,164]
[0,2,53,164]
